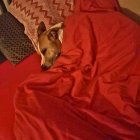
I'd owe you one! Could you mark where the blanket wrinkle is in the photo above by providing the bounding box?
[13,0,140,139]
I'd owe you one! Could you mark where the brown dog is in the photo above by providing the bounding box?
[37,22,63,69]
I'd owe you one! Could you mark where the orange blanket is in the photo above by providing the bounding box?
[14,0,140,139]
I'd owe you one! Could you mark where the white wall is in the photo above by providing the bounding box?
[118,0,140,16]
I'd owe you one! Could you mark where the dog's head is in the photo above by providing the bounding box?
[37,22,63,70]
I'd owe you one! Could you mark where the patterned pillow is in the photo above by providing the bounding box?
[8,0,74,50]
[0,12,35,64]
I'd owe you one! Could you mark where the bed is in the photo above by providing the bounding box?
[0,0,140,140]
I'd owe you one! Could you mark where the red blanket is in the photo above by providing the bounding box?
[14,0,140,139]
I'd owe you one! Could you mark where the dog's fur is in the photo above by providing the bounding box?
[37,22,63,69]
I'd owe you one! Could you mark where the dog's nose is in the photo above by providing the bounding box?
[41,64,51,70]
[41,64,47,70]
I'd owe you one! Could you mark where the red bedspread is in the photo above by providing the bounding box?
[14,0,140,140]
[0,53,41,140]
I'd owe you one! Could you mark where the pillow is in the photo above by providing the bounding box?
[8,0,74,49]
[0,12,35,64]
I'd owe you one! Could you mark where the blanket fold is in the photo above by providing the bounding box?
[14,0,140,139]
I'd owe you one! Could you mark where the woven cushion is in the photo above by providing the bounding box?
[0,12,35,64]
[8,0,74,49]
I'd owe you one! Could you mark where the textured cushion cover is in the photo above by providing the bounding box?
[0,12,35,64]
[8,0,74,48]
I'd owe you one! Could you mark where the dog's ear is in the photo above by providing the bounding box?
[48,28,59,41]
[49,30,58,40]
[37,22,46,36]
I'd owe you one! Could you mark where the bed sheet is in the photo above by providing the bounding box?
[0,53,41,140]
[13,0,140,140]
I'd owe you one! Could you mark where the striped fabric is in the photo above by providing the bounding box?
[8,0,74,49]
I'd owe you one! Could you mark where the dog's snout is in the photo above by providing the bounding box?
[41,64,46,69]
[41,64,49,70]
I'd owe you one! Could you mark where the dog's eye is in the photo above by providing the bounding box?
[41,48,47,54]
